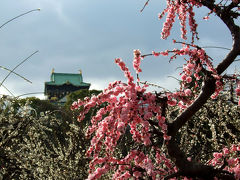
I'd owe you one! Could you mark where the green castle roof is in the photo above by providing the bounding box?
[45,72,91,87]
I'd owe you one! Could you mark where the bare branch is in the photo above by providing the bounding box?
[0,50,38,88]
[0,65,32,84]
[140,0,150,12]
[16,92,44,98]
[202,46,231,51]
[0,9,40,30]
[1,84,15,97]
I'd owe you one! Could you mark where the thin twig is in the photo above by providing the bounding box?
[141,53,153,58]
[0,9,40,30]
[0,65,32,84]
[139,81,171,92]
[1,84,15,97]
[16,92,44,98]
[0,50,39,88]
[174,41,199,48]
[168,75,181,82]
[140,0,150,12]
[202,46,231,51]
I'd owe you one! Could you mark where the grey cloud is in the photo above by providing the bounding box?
[0,0,234,97]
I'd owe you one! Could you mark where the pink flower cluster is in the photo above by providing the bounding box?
[111,149,175,180]
[188,6,199,42]
[158,0,200,41]
[178,3,187,40]
[133,49,142,74]
[152,50,169,57]
[72,54,173,179]
[152,44,223,108]
[236,82,240,105]
[171,45,222,99]
[166,90,192,109]
[209,144,240,179]
[160,3,176,39]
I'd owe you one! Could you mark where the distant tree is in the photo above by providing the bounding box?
[0,95,89,179]
[13,97,57,115]
[65,89,102,108]
[72,0,240,179]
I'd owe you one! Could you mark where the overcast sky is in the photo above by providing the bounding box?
[0,0,237,99]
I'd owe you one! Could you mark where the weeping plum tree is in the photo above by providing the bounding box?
[72,0,240,179]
